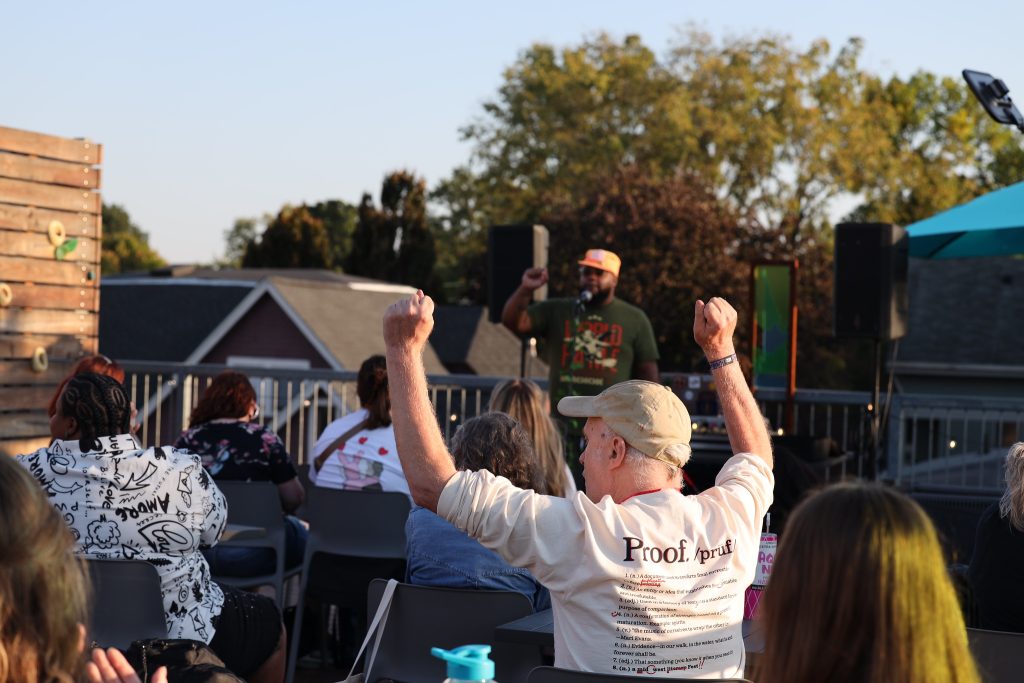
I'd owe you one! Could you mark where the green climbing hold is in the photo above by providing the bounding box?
[54,237,79,261]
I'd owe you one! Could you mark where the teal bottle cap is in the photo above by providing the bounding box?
[430,644,495,680]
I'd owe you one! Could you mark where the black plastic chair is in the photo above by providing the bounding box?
[213,480,302,603]
[968,627,1024,683]
[284,487,411,683]
[909,492,997,563]
[528,666,752,682]
[363,579,543,683]
[86,558,167,650]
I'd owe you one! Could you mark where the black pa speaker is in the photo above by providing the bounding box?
[487,224,548,323]
[833,222,908,340]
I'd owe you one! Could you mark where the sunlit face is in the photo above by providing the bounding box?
[580,417,616,503]
[578,266,617,304]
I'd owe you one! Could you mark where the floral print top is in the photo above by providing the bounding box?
[17,434,228,642]
[175,421,298,485]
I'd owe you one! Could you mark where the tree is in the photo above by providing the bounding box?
[306,200,358,270]
[347,171,437,289]
[241,205,331,268]
[435,30,1024,387]
[221,217,261,268]
[100,203,166,274]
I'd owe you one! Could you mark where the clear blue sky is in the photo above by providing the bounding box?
[5,1,1022,263]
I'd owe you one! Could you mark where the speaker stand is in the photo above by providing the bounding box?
[869,339,883,479]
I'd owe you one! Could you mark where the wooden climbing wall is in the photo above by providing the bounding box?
[0,125,102,456]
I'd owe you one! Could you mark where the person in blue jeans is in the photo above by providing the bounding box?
[405,412,551,612]
[175,371,307,576]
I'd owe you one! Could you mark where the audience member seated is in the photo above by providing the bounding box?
[18,373,286,683]
[47,354,127,418]
[489,378,576,497]
[405,413,552,612]
[0,448,92,683]
[384,293,772,677]
[175,370,307,577]
[755,482,979,683]
[969,441,1024,632]
[310,354,411,498]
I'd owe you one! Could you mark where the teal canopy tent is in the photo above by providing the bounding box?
[906,180,1024,258]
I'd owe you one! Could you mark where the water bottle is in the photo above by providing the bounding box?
[430,644,497,683]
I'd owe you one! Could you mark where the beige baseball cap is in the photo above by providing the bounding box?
[558,380,693,467]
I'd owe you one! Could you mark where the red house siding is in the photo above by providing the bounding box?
[201,294,332,368]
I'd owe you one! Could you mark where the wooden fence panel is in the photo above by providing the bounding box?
[0,228,99,261]
[0,151,100,189]
[0,126,101,452]
[0,282,99,311]
[0,436,50,457]
[0,412,51,440]
[0,359,72,385]
[0,177,100,213]
[0,333,92,361]
[0,255,98,287]
[0,203,100,240]
[0,309,97,336]
[0,126,101,164]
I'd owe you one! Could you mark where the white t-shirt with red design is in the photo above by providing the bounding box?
[309,408,411,499]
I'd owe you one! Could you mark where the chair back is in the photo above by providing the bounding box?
[909,492,997,563]
[306,486,410,559]
[528,667,752,682]
[213,480,293,599]
[217,480,287,534]
[364,579,543,683]
[283,488,411,683]
[86,558,166,650]
[968,627,1024,683]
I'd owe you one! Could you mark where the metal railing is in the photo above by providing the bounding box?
[887,393,1024,493]
[120,362,1023,493]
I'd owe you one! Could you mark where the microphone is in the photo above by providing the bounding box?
[577,290,593,306]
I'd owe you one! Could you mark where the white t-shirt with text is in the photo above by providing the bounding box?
[438,452,773,679]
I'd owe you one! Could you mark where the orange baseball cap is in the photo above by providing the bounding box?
[578,249,621,277]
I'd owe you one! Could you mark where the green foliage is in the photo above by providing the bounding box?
[221,217,261,268]
[222,200,357,270]
[306,200,358,269]
[100,203,166,274]
[241,205,332,268]
[347,171,437,290]
[433,30,1024,387]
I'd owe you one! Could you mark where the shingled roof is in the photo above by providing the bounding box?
[99,269,466,374]
[100,278,254,362]
[900,256,1024,367]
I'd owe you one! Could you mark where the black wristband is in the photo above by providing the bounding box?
[708,353,737,370]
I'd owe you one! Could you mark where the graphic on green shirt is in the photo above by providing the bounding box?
[529,298,659,434]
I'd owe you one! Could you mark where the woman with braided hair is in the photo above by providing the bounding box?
[17,373,287,683]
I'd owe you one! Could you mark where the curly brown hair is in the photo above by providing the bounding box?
[0,455,89,683]
[451,413,540,491]
[188,371,257,426]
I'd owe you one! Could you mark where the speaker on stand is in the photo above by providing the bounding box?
[487,225,549,376]
[833,222,909,478]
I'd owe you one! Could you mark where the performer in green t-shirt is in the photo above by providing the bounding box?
[501,248,660,482]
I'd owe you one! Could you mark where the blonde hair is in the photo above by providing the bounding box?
[0,456,89,683]
[755,482,979,683]
[489,379,570,497]
[1000,442,1024,531]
